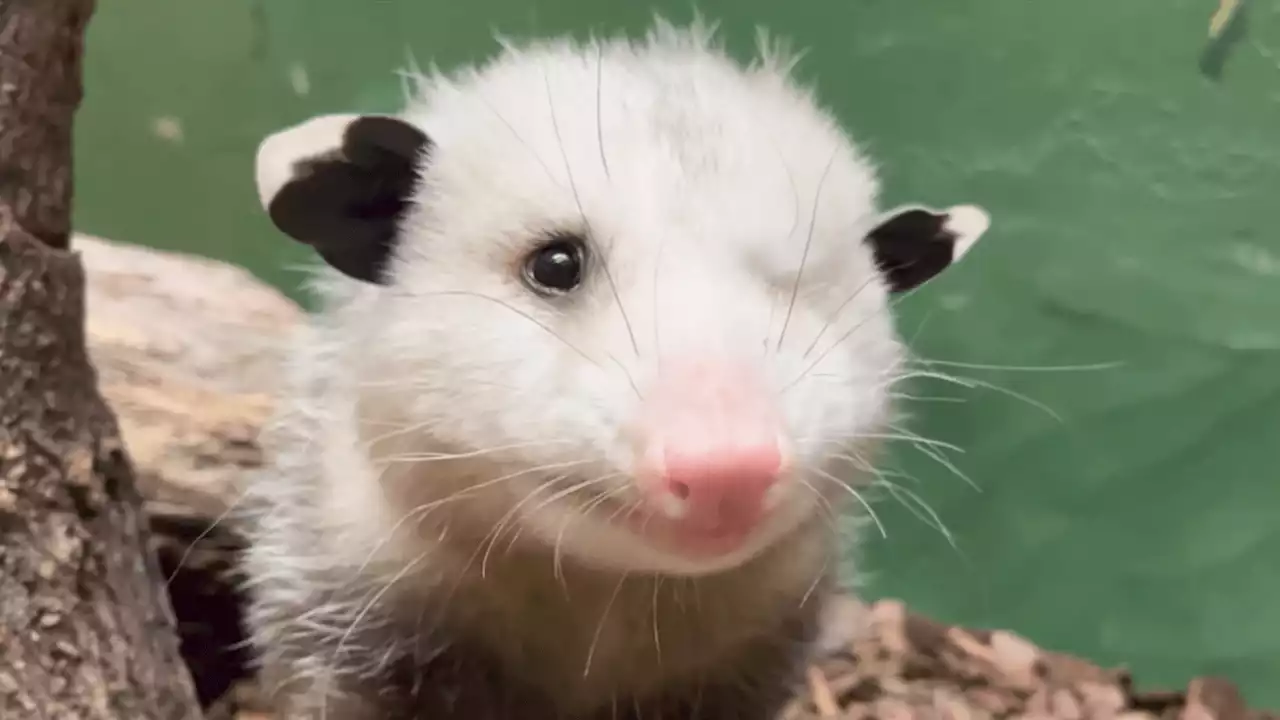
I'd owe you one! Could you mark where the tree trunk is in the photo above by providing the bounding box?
[0,1,204,717]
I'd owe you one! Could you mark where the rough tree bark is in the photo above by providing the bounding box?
[0,1,204,718]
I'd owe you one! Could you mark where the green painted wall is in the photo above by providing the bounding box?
[74,0,1280,704]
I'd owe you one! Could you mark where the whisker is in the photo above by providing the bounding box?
[551,481,628,582]
[583,571,630,678]
[809,467,887,539]
[910,357,1125,374]
[840,448,957,545]
[759,131,801,355]
[367,436,578,462]
[904,368,1065,424]
[776,147,839,352]
[653,232,667,357]
[797,503,831,610]
[801,274,879,359]
[782,279,934,393]
[855,432,965,455]
[419,289,601,368]
[349,458,600,584]
[889,391,967,404]
[882,425,979,493]
[595,40,611,180]
[165,484,253,587]
[651,574,664,667]
[478,91,561,186]
[321,549,431,720]
[543,65,640,357]
[828,451,921,486]
[795,477,840,532]
[607,353,643,400]
[482,472,619,578]
[480,479,562,579]
[876,479,957,549]
[357,376,518,393]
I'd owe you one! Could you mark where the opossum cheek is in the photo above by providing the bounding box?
[626,359,792,559]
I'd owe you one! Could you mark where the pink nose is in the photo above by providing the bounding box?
[659,440,782,532]
[637,360,785,538]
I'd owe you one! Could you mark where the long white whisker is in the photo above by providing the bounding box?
[840,448,957,547]
[801,274,880,359]
[594,40,611,180]
[370,437,579,462]
[482,472,619,578]
[910,357,1125,374]
[583,571,630,678]
[320,549,431,720]
[165,485,251,586]
[877,479,957,549]
[418,289,602,369]
[776,147,839,352]
[856,432,965,454]
[809,467,886,539]
[887,429,980,493]
[543,64,640,357]
[782,280,934,392]
[548,479,627,582]
[651,574,664,667]
[350,458,599,583]
[905,368,1065,424]
[480,479,563,578]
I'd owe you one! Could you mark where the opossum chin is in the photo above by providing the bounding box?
[514,482,819,577]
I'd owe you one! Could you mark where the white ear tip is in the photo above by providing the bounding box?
[943,204,991,259]
[254,113,363,212]
[945,204,990,239]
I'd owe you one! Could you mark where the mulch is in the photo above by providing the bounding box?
[157,524,1275,720]
[780,599,1276,720]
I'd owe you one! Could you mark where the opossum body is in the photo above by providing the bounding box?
[242,18,990,720]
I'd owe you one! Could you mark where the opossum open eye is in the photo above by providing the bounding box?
[863,204,991,293]
[253,113,431,284]
[522,234,588,295]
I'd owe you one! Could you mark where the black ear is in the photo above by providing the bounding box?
[254,114,431,284]
[863,204,990,293]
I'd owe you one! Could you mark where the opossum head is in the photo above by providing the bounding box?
[253,23,989,577]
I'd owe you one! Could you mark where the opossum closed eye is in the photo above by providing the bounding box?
[243,20,992,719]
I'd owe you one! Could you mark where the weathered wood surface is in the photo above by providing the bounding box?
[82,234,299,521]
[81,233,301,711]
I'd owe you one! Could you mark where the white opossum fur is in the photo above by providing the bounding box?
[241,16,989,720]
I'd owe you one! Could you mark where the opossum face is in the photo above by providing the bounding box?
[255,31,988,576]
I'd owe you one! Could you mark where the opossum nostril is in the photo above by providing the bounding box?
[668,480,691,501]
[654,441,781,531]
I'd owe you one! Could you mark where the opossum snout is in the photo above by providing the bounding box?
[630,358,790,556]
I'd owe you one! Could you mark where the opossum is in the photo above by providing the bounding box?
[241,18,990,720]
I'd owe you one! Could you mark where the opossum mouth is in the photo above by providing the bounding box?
[608,502,757,559]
